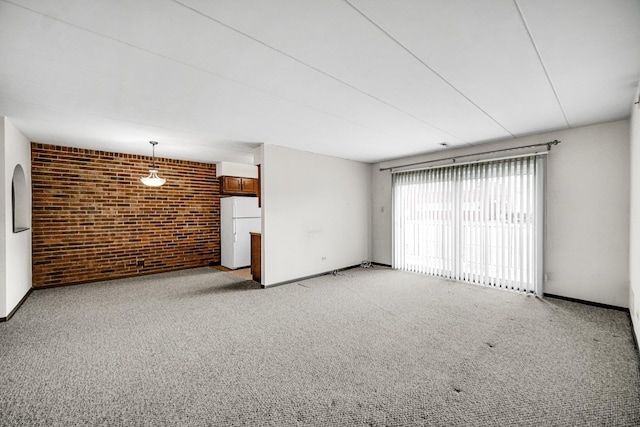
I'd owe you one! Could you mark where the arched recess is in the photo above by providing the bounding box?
[12,164,29,233]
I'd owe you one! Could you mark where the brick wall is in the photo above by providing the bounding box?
[31,143,220,288]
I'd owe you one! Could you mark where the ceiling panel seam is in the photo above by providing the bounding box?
[513,0,570,128]
[342,0,515,139]
[170,0,462,142]
[2,0,406,142]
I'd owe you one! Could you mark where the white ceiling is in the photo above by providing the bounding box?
[1,0,639,164]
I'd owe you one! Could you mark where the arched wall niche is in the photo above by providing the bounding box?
[12,164,29,233]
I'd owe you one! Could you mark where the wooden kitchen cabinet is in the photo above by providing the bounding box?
[241,177,258,194]
[219,176,258,196]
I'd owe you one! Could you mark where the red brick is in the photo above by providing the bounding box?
[31,143,221,287]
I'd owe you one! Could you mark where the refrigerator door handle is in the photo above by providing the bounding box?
[233,200,237,218]
[233,221,237,242]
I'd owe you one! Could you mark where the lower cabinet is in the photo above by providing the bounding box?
[250,232,261,283]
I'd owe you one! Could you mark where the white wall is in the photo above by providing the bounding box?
[0,118,5,317]
[373,120,630,307]
[216,161,258,178]
[261,144,371,286]
[1,117,32,318]
[629,83,640,344]
[545,121,630,307]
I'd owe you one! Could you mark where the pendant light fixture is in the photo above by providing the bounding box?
[140,141,166,187]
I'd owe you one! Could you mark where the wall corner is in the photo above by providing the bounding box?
[2,117,32,318]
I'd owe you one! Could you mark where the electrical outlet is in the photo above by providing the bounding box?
[321,256,326,261]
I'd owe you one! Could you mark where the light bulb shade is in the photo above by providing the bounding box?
[140,169,166,187]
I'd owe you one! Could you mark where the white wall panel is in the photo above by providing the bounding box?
[261,144,371,286]
[629,82,640,343]
[1,117,32,318]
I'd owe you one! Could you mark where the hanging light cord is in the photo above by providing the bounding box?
[150,141,158,169]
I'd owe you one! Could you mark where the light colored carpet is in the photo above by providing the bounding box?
[0,267,638,426]
[214,266,253,280]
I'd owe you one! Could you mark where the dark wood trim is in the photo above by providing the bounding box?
[544,293,629,312]
[630,317,640,361]
[250,232,261,284]
[0,288,33,322]
[261,265,361,288]
[371,262,392,268]
[32,266,217,290]
[257,164,261,208]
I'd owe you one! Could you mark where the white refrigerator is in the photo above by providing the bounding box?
[220,196,261,269]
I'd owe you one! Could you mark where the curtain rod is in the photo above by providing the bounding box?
[379,139,561,172]
[395,150,549,174]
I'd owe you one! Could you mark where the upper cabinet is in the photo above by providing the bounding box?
[220,176,258,196]
[216,161,259,197]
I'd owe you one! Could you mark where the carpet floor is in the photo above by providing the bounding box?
[1,267,639,426]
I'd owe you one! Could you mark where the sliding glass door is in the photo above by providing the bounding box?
[393,155,545,295]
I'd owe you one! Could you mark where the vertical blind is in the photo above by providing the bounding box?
[393,155,545,295]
